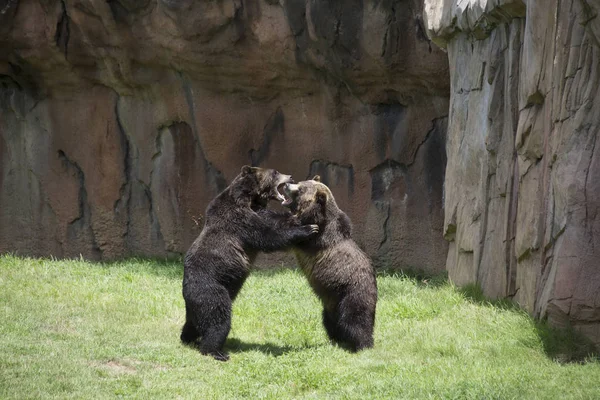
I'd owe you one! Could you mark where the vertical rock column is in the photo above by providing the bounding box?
[425,0,600,345]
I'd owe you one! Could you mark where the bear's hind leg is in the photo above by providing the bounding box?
[180,306,202,344]
[199,322,231,361]
[197,290,232,362]
[180,320,200,344]
[338,319,374,352]
[322,308,342,343]
[337,297,374,352]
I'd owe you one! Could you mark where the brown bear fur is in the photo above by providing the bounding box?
[282,176,377,351]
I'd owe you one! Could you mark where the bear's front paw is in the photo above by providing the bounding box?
[209,351,230,362]
[297,224,319,241]
[306,224,319,235]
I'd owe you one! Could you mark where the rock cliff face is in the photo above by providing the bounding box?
[0,0,449,273]
[425,0,600,345]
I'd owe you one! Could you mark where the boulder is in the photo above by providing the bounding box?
[425,0,600,346]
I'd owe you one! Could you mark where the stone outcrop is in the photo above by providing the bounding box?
[0,0,449,273]
[425,0,600,345]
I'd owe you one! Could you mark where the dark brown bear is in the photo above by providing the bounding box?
[281,176,377,351]
[181,166,318,361]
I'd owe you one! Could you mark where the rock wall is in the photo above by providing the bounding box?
[425,0,600,345]
[0,0,449,273]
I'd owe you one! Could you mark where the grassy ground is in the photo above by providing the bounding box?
[0,255,598,399]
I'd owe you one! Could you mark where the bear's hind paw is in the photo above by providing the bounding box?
[207,351,230,362]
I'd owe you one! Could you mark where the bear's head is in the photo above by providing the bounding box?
[232,165,294,207]
[281,175,337,224]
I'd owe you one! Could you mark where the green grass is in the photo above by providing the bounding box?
[1,255,598,399]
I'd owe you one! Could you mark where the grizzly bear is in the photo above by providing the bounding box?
[281,176,377,351]
[181,166,318,361]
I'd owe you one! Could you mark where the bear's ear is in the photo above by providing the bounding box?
[312,175,321,182]
[241,165,252,175]
[241,165,260,175]
[315,189,328,205]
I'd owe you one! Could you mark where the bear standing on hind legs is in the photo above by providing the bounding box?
[181,166,318,361]
[281,176,377,351]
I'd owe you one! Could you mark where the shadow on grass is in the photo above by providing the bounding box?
[181,337,321,358]
[225,338,312,357]
[458,283,599,364]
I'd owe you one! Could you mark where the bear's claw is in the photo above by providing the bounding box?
[208,351,230,362]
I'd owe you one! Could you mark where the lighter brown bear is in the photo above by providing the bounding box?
[281,176,377,351]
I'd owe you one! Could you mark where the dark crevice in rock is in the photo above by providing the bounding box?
[476,169,494,284]
[507,287,520,301]
[415,15,430,43]
[417,116,447,172]
[232,0,246,44]
[538,14,559,278]
[477,61,486,91]
[180,73,227,193]
[506,154,519,296]
[381,23,389,58]
[113,95,132,244]
[148,134,166,248]
[378,202,391,251]
[415,16,433,53]
[543,182,564,256]
[381,3,401,62]
[141,180,165,246]
[58,149,102,259]
[55,0,70,58]
[537,254,555,306]
[249,106,284,166]
[307,159,355,195]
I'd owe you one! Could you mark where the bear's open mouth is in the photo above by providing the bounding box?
[273,174,293,203]
[275,184,287,203]
[280,191,292,206]
[280,183,299,207]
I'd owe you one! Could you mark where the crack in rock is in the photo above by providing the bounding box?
[57,149,102,258]
[55,0,70,58]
